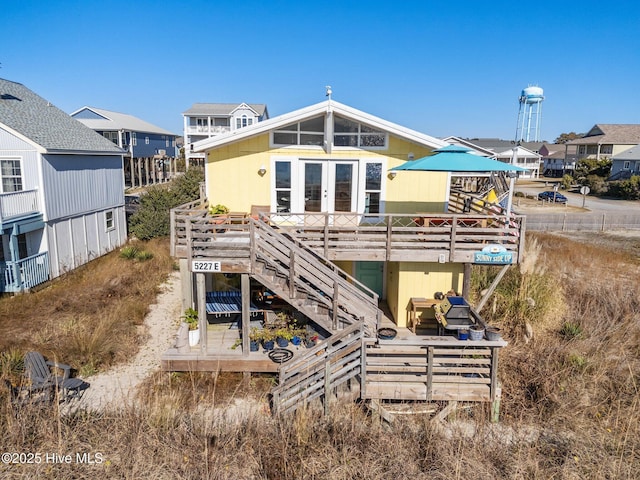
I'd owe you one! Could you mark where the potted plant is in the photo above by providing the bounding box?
[290,328,306,346]
[249,327,262,352]
[209,204,230,215]
[261,329,275,351]
[275,327,293,347]
[182,307,200,347]
[304,334,319,349]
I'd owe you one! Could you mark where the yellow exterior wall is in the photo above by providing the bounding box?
[385,170,449,213]
[204,133,448,213]
[206,134,272,212]
[386,262,464,328]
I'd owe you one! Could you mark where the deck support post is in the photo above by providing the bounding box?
[449,216,457,262]
[426,346,434,401]
[197,273,207,354]
[241,274,250,357]
[128,157,134,188]
[462,263,471,298]
[360,335,367,398]
[136,158,142,188]
[491,382,502,423]
[386,217,392,261]
[179,259,192,313]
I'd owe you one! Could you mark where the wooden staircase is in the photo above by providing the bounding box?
[250,216,381,336]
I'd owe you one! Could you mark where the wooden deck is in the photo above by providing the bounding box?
[170,210,525,267]
[161,317,322,372]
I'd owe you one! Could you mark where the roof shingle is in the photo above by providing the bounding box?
[0,78,124,153]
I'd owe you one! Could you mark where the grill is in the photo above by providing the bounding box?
[437,296,475,330]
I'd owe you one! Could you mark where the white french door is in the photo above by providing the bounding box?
[300,160,358,213]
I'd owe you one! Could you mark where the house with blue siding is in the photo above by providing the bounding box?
[71,106,179,188]
[0,78,127,292]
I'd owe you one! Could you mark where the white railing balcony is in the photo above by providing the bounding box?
[0,189,40,221]
[186,125,231,135]
[1,251,50,292]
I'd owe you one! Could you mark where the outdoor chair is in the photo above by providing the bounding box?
[21,351,86,403]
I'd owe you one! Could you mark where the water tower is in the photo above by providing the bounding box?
[515,85,544,142]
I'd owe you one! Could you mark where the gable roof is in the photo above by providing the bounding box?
[539,143,566,159]
[0,78,124,154]
[71,107,177,136]
[193,100,448,152]
[495,146,541,159]
[182,103,269,117]
[567,124,640,145]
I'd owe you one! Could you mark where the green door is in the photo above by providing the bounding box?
[355,261,384,298]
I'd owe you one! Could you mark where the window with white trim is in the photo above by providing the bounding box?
[102,131,119,144]
[275,161,291,213]
[105,210,115,231]
[145,136,150,145]
[624,161,630,169]
[132,132,137,146]
[364,162,382,213]
[273,116,325,146]
[0,158,23,193]
[236,115,253,129]
[334,116,386,148]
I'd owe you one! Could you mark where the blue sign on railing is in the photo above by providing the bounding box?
[474,244,513,264]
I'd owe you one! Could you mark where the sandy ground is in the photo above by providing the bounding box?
[72,271,182,411]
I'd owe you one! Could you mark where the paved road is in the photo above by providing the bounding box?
[514,181,640,213]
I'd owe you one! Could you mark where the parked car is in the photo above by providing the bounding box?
[538,191,568,204]
[125,194,141,215]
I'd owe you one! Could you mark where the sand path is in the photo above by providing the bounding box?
[73,271,181,411]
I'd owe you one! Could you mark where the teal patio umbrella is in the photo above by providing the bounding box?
[392,144,528,173]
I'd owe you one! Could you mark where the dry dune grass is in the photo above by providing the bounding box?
[0,237,174,376]
[0,232,639,479]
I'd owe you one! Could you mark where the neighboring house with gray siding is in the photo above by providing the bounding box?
[565,124,640,164]
[0,78,127,292]
[610,144,640,180]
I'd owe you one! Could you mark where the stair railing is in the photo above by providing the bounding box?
[250,216,381,334]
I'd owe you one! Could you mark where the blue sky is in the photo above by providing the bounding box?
[2,0,639,142]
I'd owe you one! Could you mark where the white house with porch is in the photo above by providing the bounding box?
[0,78,127,292]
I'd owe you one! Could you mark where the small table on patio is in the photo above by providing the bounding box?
[408,297,442,334]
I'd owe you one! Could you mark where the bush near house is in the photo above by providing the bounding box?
[607,176,640,200]
[128,167,204,240]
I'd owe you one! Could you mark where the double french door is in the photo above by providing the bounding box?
[301,160,357,213]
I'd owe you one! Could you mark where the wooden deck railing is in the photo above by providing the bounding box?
[363,337,504,403]
[271,322,365,415]
[171,208,525,265]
